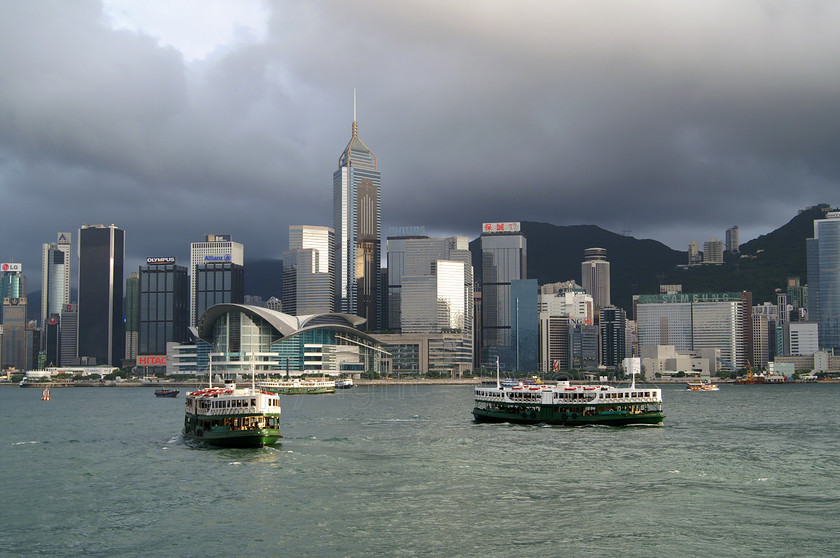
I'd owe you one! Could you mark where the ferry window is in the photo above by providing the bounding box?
[252,399,256,406]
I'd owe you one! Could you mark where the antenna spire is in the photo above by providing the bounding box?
[353,88,357,122]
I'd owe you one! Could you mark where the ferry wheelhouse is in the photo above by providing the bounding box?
[472,376,663,426]
[184,381,282,447]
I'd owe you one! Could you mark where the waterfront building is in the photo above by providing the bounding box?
[480,222,526,369]
[807,210,840,352]
[59,303,78,366]
[538,286,593,324]
[581,248,610,312]
[168,305,388,376]
[43,316,60,367]
[600,306,627,368]
[333,103,381,329]
[1,295,27,370]
[752,314,769,369]
[139,259,189,369]
[40,233,72,343]
[570,322,599,369]
[725,226,739,253]
[635,292,752,370]
[509,279,538,373]
[539,315,571,372]
[703,238,724,264]
[125,272,139,361]
[78,225,125,366]
[283,225,334,316]
[189,234,244,326]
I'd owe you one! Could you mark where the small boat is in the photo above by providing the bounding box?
[335,378,354,389]
[687,380,719,391]
[41,387,51,401]
[472,359,663,426]
[155,389,180,398]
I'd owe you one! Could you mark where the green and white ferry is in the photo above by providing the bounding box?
[472,371,663,426]
[184,380,282,447]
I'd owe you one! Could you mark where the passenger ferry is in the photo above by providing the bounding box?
[184,380,282,447]
[472,372,663,426]
[257,377,336,395]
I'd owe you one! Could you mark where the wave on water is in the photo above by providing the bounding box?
[12,441,39,445]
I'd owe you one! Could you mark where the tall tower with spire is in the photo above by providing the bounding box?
[333,92,381,329]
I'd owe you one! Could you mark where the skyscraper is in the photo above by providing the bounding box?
[807,210,840,352]
[283,225,334,315]
[189,234,244,326]
[480,222,526,369]
[599,306,627,368]
[333,99,381,329]
[581,247,610,312]
[77,224,125,366]
[725,226,740,253]
[40,232,72,338]
[139,258,189,360]
[125,272,139,361]
[1,263,27,370]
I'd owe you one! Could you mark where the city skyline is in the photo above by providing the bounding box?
[3,2,840,282]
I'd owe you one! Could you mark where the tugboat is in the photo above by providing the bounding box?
[472,360,663,426]
[183,357,282,448]
[154,389,180,398]
[686,379,719,391]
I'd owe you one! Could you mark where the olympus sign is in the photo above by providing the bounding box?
[146,257,176,265]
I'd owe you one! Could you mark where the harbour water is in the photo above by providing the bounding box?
[2,383,839,557]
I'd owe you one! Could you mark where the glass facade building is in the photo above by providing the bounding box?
[333,118,381,329]
[600,306,627,368]
[194,262,244,324]
[40,233,72,340]
[807,211,840,352]
[189,234,244,326]
[283,225,334,315]
[139,263,189,355]
[480,229,526,369]
[581,248,610,312]
[510,279,538,373]
[77,225,124,366]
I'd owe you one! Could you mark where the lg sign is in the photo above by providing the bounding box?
[1,263,22,272]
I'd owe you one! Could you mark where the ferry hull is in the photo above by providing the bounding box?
[472,407,664,426]
[183,425,282,448]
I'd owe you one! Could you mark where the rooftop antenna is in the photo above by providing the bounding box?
[353,88,357,122]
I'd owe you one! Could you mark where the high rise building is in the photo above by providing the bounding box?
[125,272,139,361]
[725,226,740,253]
[40,233,72,337]
[189,235,244,326]
[599,306,627,368]
[480,222,526,369]
[139,258,189,361]
[78,225,125,366]
[581,248,610,312]
[333,101,381,329]
[59,303,78,366]
[688,241,701,266]
[1,296,27,370]
[807,210,840,351]
[0,263,25,318]
[194,261,244,323]
[283,225,334,315]
[510,279,538,373]
[703,238,724,264]
[635,291,752,369]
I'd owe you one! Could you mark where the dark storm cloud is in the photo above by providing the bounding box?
[2,0,840,290]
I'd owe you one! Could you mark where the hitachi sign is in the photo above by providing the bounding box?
[137,355,167,366]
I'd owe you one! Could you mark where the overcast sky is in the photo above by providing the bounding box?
[2,0,839,288]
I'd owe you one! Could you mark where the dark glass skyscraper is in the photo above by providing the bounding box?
[139,261,189,355]
[194,262,244,324]
[333,105,381,330]
[807,210,840,352]
[78,225,125,366]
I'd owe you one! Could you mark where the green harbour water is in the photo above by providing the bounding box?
[2,383,839,557]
